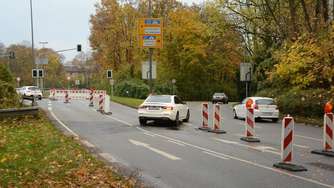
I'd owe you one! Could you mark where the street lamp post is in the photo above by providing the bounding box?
[29,0,37,87]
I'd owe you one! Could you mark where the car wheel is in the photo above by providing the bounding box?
[38,96,42,100]
[233,110,238,119]
[139,119,146,126]
[272,118,279,123]
[183,110,190,122]
[174,112,180,127]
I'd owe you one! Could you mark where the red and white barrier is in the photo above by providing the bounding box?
[89,89,94,107]
[64,90,70,103]
[274,115,307,171]
[208,104,226,134]
[240,106,260,142]
[323,113,333,152]
[281,116,294,163]
[98,94,104,112]
[311,112,334,157]
[199,103,209,130]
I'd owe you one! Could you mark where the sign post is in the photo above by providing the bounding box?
[240,63,252,97]
[138,3,163,93]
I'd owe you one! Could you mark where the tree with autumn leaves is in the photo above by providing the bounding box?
[89,0,242,100]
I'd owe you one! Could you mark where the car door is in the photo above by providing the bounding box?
[174,96,186,119]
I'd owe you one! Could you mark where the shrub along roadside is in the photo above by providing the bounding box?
[0,113,136,187]
[257,88,333,126]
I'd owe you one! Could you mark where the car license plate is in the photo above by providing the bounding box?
[263,112,273,116]
[148,106,160,110]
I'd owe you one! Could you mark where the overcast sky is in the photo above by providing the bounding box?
[0,0,201,62]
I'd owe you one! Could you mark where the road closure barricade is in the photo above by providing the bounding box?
[198,102,209,131]
[273,115,307,172]
[240,99,260,142]
[208,103,226,134]
[311,101,334,157]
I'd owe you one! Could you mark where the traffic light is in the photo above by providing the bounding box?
[107,70,112,79]
[32,69,38,78]
[9,51,15,59]
[38,69,44,78]
[77,44,82,52]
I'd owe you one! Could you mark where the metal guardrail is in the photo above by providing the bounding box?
[0,107,39,118]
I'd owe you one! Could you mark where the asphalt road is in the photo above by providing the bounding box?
[39,99,334,188]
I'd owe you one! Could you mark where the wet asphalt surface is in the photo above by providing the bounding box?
[39,99,334,188]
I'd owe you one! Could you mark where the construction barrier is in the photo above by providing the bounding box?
[89,89,94,107]
[311,101,334,157]
[49,89,106,100]
[98,94,104,112]
[208,104,226,134]
[64,90,70,103]
[199,102,209,131]
[240,99,260,142]
[273,115,307,171]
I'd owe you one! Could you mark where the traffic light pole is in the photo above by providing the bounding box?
[30,0,38,88]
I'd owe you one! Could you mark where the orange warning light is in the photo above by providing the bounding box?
[246,98,253,109]
[324,101,333,113]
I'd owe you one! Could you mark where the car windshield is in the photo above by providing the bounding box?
[256,99,275,105]
[28,87,39,91]
[146,95,171,103]
[214,93,225,96]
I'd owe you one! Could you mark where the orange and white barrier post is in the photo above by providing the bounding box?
[312,101,334,157]
[97,94,104,113]
[199,102,209,130]
[89,89,94,107]
[208,104,226,134]
[240,99,260,142]
[274,115,307,171]
[64,90,70,103]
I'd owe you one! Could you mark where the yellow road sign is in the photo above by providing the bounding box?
[138,18,163,48]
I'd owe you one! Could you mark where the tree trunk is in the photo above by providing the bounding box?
[300,0,313,32]
[288,0,298,39]
[322,0,329,23]
[314,0,321,31]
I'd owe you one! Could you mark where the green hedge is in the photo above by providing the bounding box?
[257,88,333,118]
[0,81,20,109]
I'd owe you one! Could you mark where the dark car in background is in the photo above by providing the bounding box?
[212,92,228,104]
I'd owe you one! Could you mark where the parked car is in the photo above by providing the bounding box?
[233,97,279,122]
[138,95,190,126]
[20,86,43,100]
[212,92,228,104]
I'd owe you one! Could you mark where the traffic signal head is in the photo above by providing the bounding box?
[107,70,112,79]
[38,69,44,78]
[9,51,15,59]
[32,69,38,78]
[77,44,82,52]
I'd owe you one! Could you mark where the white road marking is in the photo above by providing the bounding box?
[143,132,156,137]
[129,139,181,160]
[134,127,333,188]
[294,144,310,149]
[81,140,95,148]
[295,134,322,142]
[203,151,229,160]
[167,140,186,147]
[49,110,79,138]
[107,116,133,127]
[48,107,52,111]
[213,138,281,156]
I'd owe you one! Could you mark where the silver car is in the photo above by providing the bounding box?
[20,86,43,100]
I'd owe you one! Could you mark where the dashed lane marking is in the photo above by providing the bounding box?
[129,139,181,160]
[203,151,229,160]
[167,140,186,147]
[295,134,322,142]
[294,144,310,149]
[143,132,156,137]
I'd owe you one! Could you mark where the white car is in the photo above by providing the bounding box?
[138,95,190,126]
[233,97,279,122]
[20,86,43,100]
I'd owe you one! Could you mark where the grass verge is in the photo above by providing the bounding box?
[111,96,144,109]
[0,113,136,187]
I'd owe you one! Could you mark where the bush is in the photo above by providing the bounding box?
[114,79,149,99]
[0,81,20,109]
[257,88,333,118]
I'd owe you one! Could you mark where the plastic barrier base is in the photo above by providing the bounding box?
[89,103,94,107]
[273,162,307,172]
[208,129,226,134]
[198,127,209,131]
[240,137,260,143]
[311,150,334,157]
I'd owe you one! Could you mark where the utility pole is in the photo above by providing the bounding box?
[148,0,153,93]
[30,0,37,88]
